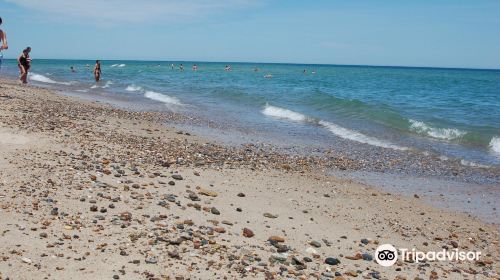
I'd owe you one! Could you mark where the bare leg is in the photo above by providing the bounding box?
[19,65,26,84]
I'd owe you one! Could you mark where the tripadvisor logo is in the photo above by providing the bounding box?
[375,244,398,267]
[375,244,481,267]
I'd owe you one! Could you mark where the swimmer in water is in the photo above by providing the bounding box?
[192,64,198,71]
[179,64,184,71]
[94,60,101,82]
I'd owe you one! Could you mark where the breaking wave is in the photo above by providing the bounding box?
[489,136,500,154]
[144,91,182,106]
[262,104,308,122]
[126,84,143,92]
[111,64,126,68]
[262,105,407,150]
[319,120,408,150]
[28,73,71,85]
[409,119,466,140]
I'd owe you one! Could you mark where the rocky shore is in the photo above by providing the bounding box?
[0,80,498,279]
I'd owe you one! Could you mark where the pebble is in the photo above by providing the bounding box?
[243,228,254,238]
[325,257,341,265]
[172,174,183,180]
[310,240,322,248]
[211,207,220,215]
[362,253,373,261]
[145,257,158,264]
[263,212,278,219]
[268,236,285,243]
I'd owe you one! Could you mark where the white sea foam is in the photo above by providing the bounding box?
[144,91,182,106]
[319,120,408,150]
[90,80,113,89]
[262,105,407,150]
[489,136,500,154]
[460,159,490,168]
[409,119,466,140]
[439,155,449,161]
[262,104,307,122]
[28,73,71,85]
[126,84,143,92]
[102,80,113,88]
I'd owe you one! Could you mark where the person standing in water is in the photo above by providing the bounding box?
[179,64,184,71]
[18,47,31,84]
[0,17,9,71]
[94,60,101,82]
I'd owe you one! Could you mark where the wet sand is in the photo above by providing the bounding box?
[0,80,498,279]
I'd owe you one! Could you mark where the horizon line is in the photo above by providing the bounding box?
[2,57,499,71]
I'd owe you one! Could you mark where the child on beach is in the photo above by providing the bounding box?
[18,47,31,84]
[94,60,101,82]
[0,17,9,71]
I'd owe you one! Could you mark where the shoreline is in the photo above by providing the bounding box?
[0,80,498,279]
[2,77,499,223]
[1,61,499,172]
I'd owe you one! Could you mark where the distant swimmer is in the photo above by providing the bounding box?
[0,17,9,71]
[254,67,259,72]
[18,47,31,84]
[303,69,307,74]
[70,66,76,73]
[224,65,232,71]
[192,64,198,71]
[94,60,101,82]
[171,63,175,69]
[179,64,184,71]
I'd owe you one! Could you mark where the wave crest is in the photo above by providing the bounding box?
[262,105,407,150]
[262,104,307,122]
[126,84,143,92]
[319,120,407,150]
[28,73,71,85]
[489,136,500,154]
[144,91,182,106]
[409,119,466,140]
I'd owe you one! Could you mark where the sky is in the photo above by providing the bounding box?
[0,0,499,69]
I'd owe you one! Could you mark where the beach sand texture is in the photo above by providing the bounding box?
[0,81,498,279]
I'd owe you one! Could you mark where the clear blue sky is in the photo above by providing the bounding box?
[1,0,499,69]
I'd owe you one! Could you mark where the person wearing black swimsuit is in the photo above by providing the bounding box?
[94,60,101,82]
[18,47,31,84]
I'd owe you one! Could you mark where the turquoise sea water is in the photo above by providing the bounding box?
[1,59,499,167]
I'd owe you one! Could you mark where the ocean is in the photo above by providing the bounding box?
[1,59,499,169]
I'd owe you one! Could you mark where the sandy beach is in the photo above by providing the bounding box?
[0,80,498,279]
